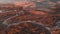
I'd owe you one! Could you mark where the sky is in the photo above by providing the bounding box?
[0,0,25,3]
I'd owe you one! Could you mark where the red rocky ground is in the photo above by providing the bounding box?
[0,1,60,34]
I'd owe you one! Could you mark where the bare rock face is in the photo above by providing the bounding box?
[0,0,60,34]
[1,21,51,34]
